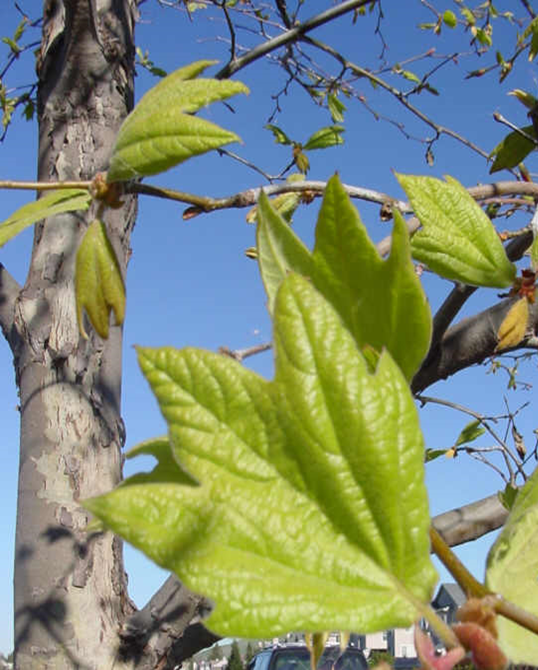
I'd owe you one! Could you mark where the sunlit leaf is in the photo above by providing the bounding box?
[85,274,437,638]
[398,174,516,288]
[327,94,346,123]
[75,220,125,339]
[246,174,305,225]
[107,60,248,181]
[443,10,457,28]
[425,448,449,463]
[496,298,529,351]
[525,17,538,61]
[257,176,431,380]
[0,189,91,248]
[498,483,519,512]
[486,465,538,664]
[489,125,536,173]
[455,419,485,446]
[303,125,344,150]
[265,124,293,145]
[508,89,538,110]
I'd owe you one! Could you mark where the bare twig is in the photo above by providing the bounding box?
[493,111,538,146]
[215,0,375,80]
[219,342,272,362]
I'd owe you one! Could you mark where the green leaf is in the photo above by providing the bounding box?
[486,466,538,664]
[489,125,536,173]
[498,483,519,512]
[107,60,248,181]
[327,94,346,123]
[122,437,199,487]
[455,419,485,446]
[443,10,457,28]
[399,70,421,84]
[256,191,314,312]
[75,220,125,339]
[311,180,431,380]
[0,189,91,248]
[1,37,21,55]
[265,124,293,145]
[526,17,538,61]
[508,89,538,110]
[475,27,492,47]
[425,448,452,463]
[398,174,516,288]
[85,274,437,638]
[303,125,344,150]
[256,175,431,380]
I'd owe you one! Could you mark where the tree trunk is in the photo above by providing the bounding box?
[12,1,137,667]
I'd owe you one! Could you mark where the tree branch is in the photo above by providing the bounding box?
[215,0,375,80]
[0,262,22,351]
[121,575,218,668]
[412,294,538,393]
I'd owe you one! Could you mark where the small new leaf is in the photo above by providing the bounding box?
[327,94,346,123]
[265,124,293,145]
[107,60,248,181]
[508,89,538,110]
[303,125,344,150]
[398,174,516,288]
[496,298,529,351]
[443,10,457,28]
[0,189,91,248]
[489,125,536,173]
[455,419,485,447]
[75,220,125,339]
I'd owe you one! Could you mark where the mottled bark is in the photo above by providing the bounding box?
[13,1,137,667]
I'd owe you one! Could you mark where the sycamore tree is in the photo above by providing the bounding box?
[3,1,538,669]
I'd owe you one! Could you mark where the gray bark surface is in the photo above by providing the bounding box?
[13,1,137,666]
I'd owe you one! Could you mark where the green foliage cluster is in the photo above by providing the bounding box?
[367,651,394,668]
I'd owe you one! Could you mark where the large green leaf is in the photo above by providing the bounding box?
[256,175,431,380]
[75,220,125,339]
[0,189,91,248]
[489,125,536,174]
[486,466,538,664]
[107,60,249,181]
[398,174,516,288]
[85,274,437,638]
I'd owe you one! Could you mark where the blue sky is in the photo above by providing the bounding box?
[1,0,538,655]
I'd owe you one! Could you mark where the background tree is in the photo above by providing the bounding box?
[2,1,538,668]
[227,641,244,670]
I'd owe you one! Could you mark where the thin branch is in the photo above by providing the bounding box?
[493,111,538,146]
[302,35,490,160]
[215,0,375,80]
[0,179,92,191]
[417,394,522,475]
[430,526,489,598]
[219,342,272,362]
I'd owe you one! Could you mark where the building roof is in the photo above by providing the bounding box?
[432,583,466,610]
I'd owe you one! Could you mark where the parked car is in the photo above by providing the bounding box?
[246,645,368,670]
